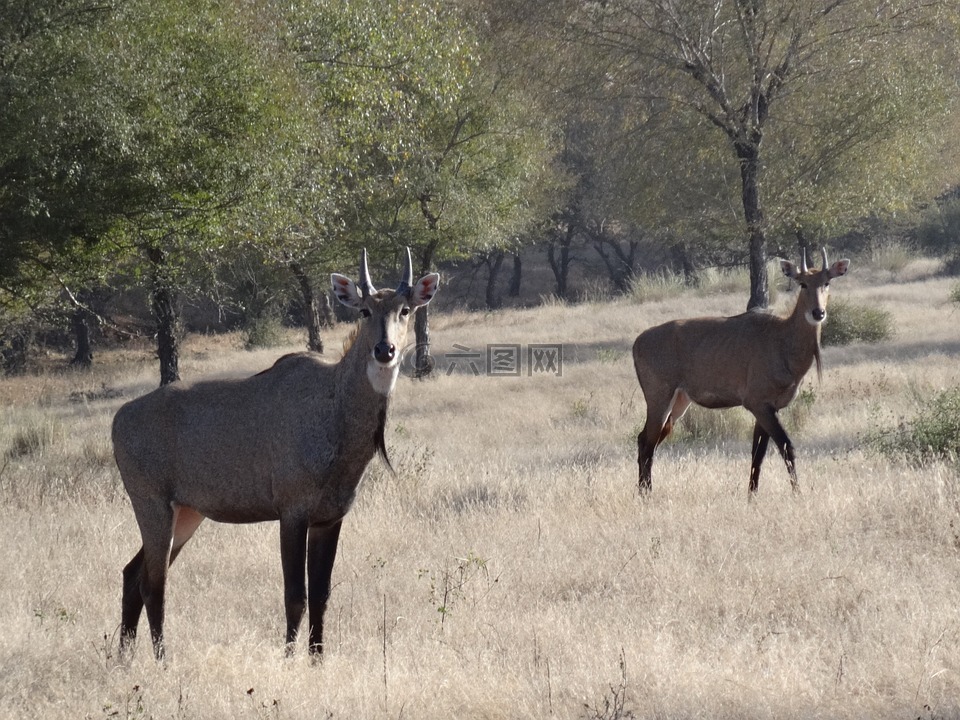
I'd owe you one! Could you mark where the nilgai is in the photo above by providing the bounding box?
[632,248,849,495]
[113,248,439,659]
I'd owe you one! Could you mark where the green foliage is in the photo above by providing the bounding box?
[821,299,894,346]
[950,282,960,306]
[865,387,960,465]
[101,0,292,252]
[328,0,557,261]
[243,314,286,350]
[0,1,120,309]
[915,199,960,275]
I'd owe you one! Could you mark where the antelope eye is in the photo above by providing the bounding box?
[400,307,410,318]
[360,308,371,318]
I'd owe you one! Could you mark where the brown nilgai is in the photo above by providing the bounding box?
[632,248,849,496]
[113,248,439,659]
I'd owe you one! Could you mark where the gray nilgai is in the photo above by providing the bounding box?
[632,248,849,495]
[113,249,439,659]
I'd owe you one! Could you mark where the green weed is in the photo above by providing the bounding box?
[822,299,894,346]
[864,386,960,465]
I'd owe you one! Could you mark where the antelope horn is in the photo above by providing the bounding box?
[800,250,809,274]
[359,248,377,297]
[821,247,829,271]
[396,246,414,296]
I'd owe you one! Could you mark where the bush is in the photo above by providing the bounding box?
[243,313,285,349]
[0,322,34,376]
[821,299,894,346]
[914,198,960,269]
[864,387,960,465]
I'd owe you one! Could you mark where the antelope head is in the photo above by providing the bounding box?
[331,248,439,395]
[780,248,850,326]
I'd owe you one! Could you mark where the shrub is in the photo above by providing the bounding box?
[914,198,960,269]
[864,387,960,465]
[821,299,894,346]
[243,313,285,349]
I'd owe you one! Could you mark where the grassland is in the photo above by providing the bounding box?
[0,258,958,719]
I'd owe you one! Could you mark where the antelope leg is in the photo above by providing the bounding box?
[307,520,343,656]
[749,422,770,494]
[637,388,681,493]
[124,499,176,660]
[749,405,799,493]
[120,547,145,654]
[280,515,309,654]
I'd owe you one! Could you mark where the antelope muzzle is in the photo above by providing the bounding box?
[373,340,397,364]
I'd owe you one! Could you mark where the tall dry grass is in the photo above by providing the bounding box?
[1,258,958,720]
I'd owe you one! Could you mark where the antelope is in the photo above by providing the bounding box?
[632,248,849,495]
[113,248,439,659]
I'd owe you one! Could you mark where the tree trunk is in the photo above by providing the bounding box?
[507,253,522,297]
[147,246,181,386]
[485,250,505,310]
[70,307,93,368]
[547,224,574,300]
[0,325,31,376]
[290,261,324,354]
[414,239,439,379]
[592,235,637,294]
[738,140,769,310]
[670,241,699,286]
[795,228,812,269]
[318,290,335,328]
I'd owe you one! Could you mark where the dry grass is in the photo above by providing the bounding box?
[1,265,959,720]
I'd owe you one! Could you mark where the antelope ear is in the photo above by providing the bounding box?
[828,259,850,279]
[410,273,440,307]
[780,260,800,279]
[331,273,363,308]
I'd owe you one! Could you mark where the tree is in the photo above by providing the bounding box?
[0,2,120,319]
[95,0,296,384]
[288,0,562,373]
[521,0,960,308]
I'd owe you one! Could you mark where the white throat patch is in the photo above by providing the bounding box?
[367,361,399,396]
